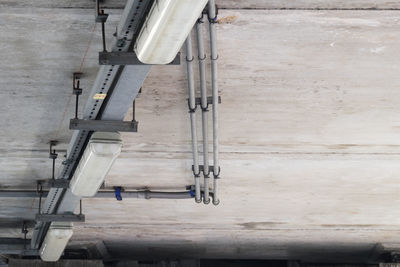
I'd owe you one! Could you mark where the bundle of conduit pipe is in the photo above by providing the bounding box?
[185,0,220,205]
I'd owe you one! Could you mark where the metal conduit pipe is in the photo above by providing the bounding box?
[0,190,193,200]
[95,191,193,199]
[196,16,210,204]
[185,36,202,203]
[208,0,220,205]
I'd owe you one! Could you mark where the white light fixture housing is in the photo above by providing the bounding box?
[39,222,73,262]
[69,132,122,197]
[135,0,209,64]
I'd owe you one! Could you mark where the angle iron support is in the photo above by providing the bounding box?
[99,51,181,65]
[35,213,85,223]
[69,119,138,132]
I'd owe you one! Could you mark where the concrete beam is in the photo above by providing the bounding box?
[217,0,400,9]
[3,0,400,10]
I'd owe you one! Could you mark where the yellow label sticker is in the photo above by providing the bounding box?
[93,93,107,100]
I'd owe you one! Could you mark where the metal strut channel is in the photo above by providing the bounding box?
[69,118,138,132]
[31,0,154,249]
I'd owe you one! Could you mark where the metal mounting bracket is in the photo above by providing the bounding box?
[99,51,181,65]
[35,213,85,222]
[69,119,138,132]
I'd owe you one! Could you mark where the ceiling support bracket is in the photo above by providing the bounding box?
[95,0,109,52]
[69,118,138,132]
[95,0,109,23]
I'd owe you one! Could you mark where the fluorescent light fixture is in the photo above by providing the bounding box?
[70,132,122,197]
[135,0,208,64]
[39,222,73,262]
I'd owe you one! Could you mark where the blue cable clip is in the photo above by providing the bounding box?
[115,187,122,201]
[189,190,195,198]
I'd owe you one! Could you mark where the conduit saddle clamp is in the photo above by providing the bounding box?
[192,165,220,178]
[187,96,221,113]
[206,3,219,23]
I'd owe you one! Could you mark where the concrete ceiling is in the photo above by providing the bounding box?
[2,0,400,262]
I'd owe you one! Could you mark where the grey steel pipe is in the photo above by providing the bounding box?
[95,191,193,199]
[196,17,210,204]
[208,0,220,205]
[185,36,201,203]
[0,190,193,200]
